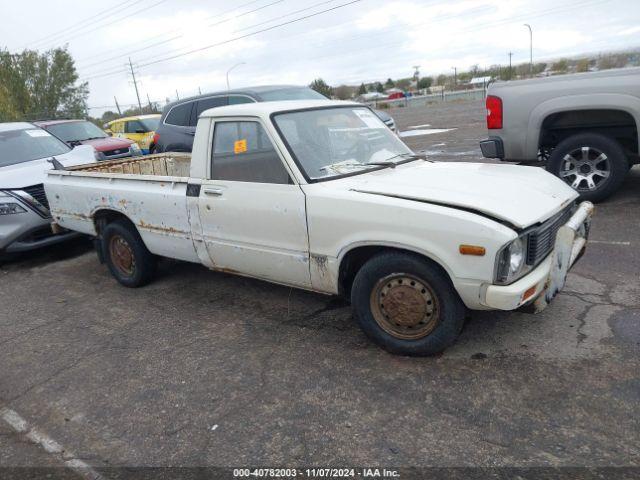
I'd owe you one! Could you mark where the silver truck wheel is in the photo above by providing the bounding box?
[547,133,628,203]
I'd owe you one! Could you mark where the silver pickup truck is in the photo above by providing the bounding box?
[480,67,640,202]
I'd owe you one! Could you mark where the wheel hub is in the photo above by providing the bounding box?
[559,146,610,191]
[370,274,439,340]
[109,235,135,276]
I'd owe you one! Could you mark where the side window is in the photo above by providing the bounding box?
[165,102,193,127]
[228,95,255,105]
[192,97,227,126]
[125,120,144,133]
[212,121,291,184]
[111,122,123,133]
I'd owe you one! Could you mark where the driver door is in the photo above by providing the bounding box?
[197,119,311,287]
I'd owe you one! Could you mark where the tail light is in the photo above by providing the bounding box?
[486,95,503,129]
[152,133,160,145]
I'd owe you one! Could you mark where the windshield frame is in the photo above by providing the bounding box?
[270,104,416,184]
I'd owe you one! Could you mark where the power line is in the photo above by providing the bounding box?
[81,0,364,81]
[78,0,287,71]
[22,0,136,49]
[33,0,170,51]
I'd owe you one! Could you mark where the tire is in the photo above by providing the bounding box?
[102,219,157,287]
[546,133,628,203]
[351,251,466,356]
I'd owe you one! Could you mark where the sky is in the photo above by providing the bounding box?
[2,0,640,116]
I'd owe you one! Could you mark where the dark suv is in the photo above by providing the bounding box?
[151,85,396,153]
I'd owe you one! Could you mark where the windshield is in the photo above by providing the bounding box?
[273,107,413,181]
[46,121,107,142]
[0,128,70,168]
[259,87,328,101]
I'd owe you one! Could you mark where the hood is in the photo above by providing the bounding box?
[81,136,133,151]
[0,145,96,189]
[341,161,578,229]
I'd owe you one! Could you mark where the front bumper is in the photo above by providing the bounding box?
[0,196,79,253]
[480,137,504,159]
[482,201,594,311]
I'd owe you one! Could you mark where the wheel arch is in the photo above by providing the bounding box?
[528,94,640,159]
[336,242,457,298]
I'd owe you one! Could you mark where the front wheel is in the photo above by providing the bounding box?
[351,252,466,356]
[546,133,628,203]
[102,220,157,287]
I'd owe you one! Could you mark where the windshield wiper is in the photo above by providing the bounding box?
[375,152,430,164]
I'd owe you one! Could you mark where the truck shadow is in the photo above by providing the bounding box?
[0,236,93,271]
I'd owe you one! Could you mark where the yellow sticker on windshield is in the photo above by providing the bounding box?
[234,139,247,154]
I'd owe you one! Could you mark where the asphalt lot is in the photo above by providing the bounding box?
[1,99,639,478]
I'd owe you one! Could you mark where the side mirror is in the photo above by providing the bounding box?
[104,129,113,136]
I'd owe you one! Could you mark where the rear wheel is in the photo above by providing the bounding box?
[351,252,466,356]
[546,133,628,202]
[102,220,156,287]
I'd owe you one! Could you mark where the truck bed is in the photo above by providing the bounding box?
[69,152,191,177]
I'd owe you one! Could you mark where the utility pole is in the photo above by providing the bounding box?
[114,96,122,115]
[176,90,180,100]
[451,67,457,88]
[128,58,143,115]
[508,52,513,80]
[198,86,202,95]
[524,24,533,76]
[147,93,153,111]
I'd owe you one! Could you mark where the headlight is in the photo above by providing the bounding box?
[0,202,28,215]
[495,235,530,284]
[129,143,142,155]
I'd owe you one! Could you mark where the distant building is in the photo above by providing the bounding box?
[469,76,492,87]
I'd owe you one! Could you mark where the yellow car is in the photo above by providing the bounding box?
[105,114,161,154]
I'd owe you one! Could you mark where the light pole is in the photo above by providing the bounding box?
[524,24,533,75]
[226,62,246,90]
[451,67,457,88]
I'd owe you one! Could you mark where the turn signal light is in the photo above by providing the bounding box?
[522,285,537,302]
[459,244,486,256]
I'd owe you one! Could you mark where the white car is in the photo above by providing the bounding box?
[45,100,592,355]
[0,122,97,254]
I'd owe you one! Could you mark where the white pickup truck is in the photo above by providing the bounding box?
[45,100,593,356]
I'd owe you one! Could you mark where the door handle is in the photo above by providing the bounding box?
[203,187,224,196]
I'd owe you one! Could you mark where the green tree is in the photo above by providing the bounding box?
[436,74,448,86]
[417,77,432,89]
[357,83,367,95]
[551,59,568,73]
[309,78,333,98]
[384,77,395,89]
[0,47,88,121]
[374,82,384,93]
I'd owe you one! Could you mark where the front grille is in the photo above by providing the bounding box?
[103,148,130,157]
[526,207,574,265]
[22,184,49,210]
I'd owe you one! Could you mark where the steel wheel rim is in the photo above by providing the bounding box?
[559,146,611,191]
[370,273,440,340]
[109,235,136,277]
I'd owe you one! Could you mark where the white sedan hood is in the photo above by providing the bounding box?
[343,161,579,229]
[0,145,96,189]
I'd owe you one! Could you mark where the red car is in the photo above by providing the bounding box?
[34,120,142,160]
